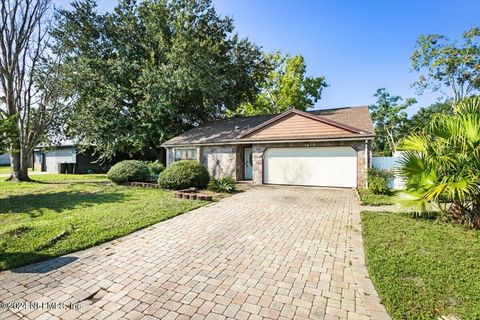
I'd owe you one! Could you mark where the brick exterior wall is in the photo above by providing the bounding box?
[200,145,237,179]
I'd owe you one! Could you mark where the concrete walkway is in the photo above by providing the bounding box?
[0,186,389,320]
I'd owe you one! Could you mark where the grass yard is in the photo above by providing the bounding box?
[0,165,10,174]
[362,211,480,319]
[0,174,212,271]
[0,165,34,175]
[358,189,397,206]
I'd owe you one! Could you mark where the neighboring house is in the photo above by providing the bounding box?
[34,141,162,173]
[0,153,9,165]
[162,106,374,188]
[34,142,108,173]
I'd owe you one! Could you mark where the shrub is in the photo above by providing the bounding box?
[368,168,393,195]
[158,160,210,190]
[107,160,151,184]
[146,160,165,175]
[208,176,236,193]
[398,97,480,228]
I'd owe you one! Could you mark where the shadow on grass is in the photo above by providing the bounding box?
[29,179,110,186]
[2,254,79,273]
[0,191,127,217]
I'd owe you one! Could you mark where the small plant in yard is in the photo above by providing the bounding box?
[158,160,210,190]
[146,160,165,175]
[367,168,393,195]
[208,176,236,193]
[398,97,480,228]
[107,160,150,184]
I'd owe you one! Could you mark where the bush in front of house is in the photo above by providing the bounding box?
[107,160,151,184]
[146,160,165,175]
[208,176,236,193]
[367,168,393,195]
[158,160,210,190]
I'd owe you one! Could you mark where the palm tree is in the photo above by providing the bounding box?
[398,96,480,228]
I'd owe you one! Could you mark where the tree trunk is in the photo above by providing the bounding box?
[9,149,22,182]
[8,142,30,182]
[20,146,30,181]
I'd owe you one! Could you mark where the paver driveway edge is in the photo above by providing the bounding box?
[348,200,391,320]
[0,186,391,320]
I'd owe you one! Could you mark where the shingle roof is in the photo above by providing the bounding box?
[162,106,374,146]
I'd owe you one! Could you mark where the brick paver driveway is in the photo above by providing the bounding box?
[0,186,389,320]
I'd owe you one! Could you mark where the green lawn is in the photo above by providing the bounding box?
[0,174,211,270]
[0,165,10,174]
[0,165,35,175]
[362,211,480,319]
[358,189,397,206]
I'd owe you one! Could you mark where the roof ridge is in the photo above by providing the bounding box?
[209,105,369,122]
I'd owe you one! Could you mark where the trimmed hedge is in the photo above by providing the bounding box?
[107,160,151,184]
[158,160,210,190]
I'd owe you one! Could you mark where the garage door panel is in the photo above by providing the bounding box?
[264,147,357,188]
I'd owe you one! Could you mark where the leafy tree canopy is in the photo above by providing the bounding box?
[0,115,16,153]
[52,0,266,160]
[405,101,452,134]
[411,27,480,103]
[369,88,416,156]
[232,51,328,116]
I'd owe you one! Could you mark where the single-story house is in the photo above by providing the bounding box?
[162,106,375,188]
[34,142,109,173]
[0,153,9,165]
[33,141,162,173]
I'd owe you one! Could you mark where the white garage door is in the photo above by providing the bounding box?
[264,147,357,188]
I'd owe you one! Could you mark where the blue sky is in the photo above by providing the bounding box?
[52,0,480,116]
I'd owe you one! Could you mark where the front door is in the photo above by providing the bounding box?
[244,147,253,180]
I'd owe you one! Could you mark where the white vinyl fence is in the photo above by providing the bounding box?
[372,156,405,190]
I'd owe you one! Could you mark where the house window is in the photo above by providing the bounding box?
[175,148,197,161]
[34,152,43,163]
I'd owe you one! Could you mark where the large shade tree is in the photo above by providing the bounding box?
[232,51,328,116]
[369,88,416,156]
[0,0,68,181]
[411,27,480,103]
[52,0,267,160]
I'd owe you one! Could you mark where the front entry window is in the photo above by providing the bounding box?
[175,148,197,161]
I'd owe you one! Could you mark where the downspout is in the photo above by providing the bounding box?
[365,139,369,189]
